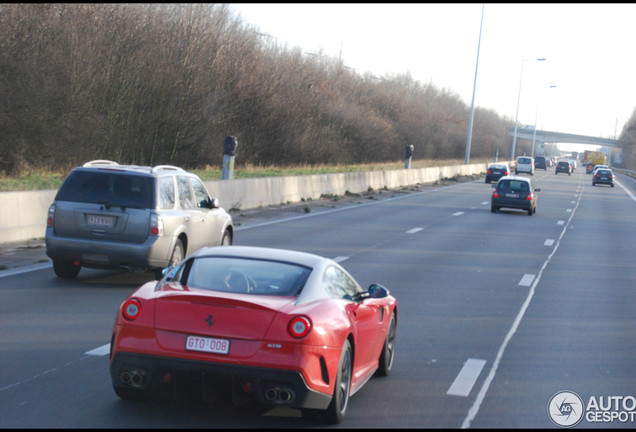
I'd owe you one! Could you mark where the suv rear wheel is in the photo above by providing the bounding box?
[53,259,81,279]
[169,239,185,267]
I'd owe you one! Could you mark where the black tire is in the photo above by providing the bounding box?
[302,339,352,424]
[169,239,185,267]
[156,239,184,279]
[490,205,498,213]
[53,259,81,279]
[592,183,596,186]
[221,229,232,246]
[375,312,397,377]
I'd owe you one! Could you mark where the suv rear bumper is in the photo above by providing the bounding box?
[45,228,173,270]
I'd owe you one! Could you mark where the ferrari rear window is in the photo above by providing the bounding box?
[182,257,312,296]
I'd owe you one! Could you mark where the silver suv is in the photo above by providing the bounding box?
[46,160,233,278]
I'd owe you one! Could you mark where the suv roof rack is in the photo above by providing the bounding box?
[152,165,185,173]
[83,160,119,167]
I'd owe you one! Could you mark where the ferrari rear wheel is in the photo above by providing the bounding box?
[302,339,352,424]
[375,312,396,377]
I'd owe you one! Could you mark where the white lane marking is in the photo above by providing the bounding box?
[544,239,554,246]
[481,201,489,205]
[615,179,636,202]
[566,209,572,212]
[557,220,565,225]
[518,274,535,287]
[0,262,51,278]
[452,212,464,216]
[85,344,110,356]
[447,358,487,397]
[332,256,349,263]
[407,227,423,234]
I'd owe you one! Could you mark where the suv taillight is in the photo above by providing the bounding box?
[150,214,164,236]
[47,204,55,227]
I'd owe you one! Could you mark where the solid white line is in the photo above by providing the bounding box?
[0,262,51,278]
[447,359,487,397]
[615,179,636,203]
[85,344,110,356]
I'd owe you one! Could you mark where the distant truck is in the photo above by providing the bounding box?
[586,151,607,174]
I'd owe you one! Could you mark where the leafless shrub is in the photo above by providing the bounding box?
[0,3,514,176]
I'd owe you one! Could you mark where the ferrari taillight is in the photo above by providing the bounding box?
[122,299,141,321]
[288,316,312,338]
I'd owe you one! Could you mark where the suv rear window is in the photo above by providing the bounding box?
[56,171,154,209]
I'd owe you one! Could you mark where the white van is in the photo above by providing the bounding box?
[515,156,534,175]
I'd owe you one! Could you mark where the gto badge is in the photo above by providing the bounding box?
[205,315,215,327]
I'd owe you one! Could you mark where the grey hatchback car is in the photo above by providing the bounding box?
[491,175,540,216]
[46,160,233,278]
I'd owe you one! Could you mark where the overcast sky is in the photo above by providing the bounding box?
[229,3,636,150]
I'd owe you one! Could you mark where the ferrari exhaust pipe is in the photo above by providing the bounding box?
[264,387,278,401]
[264,386,295,403]
[278,388,295,402]
[119,370,145,387]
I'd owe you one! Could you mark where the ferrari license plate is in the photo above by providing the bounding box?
[185,335,230,355]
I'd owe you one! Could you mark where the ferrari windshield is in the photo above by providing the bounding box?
[180,256,312,296]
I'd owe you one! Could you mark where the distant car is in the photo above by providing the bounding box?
[515,156,534,175]
[592,168,614,187]
[109,245,398,424]
[46,160,233,279]
[485,164,510,183]
[534,156,547,170]
[555,161,572,175]
[491,175,540,216]
[568,159,577,172]
[592,164,609,175]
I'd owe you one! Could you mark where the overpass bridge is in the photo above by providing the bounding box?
[508,127,620,148]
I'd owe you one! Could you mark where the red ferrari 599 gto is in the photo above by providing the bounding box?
[109,246,398,424]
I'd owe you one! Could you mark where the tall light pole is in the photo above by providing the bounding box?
[465,4,484,165]
[531,85,556,158]
[511,57,546,160]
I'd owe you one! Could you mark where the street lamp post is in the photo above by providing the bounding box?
[465,4,484,165]
[511,57,546,160]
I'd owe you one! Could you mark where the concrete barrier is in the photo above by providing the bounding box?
[0,161,497,244]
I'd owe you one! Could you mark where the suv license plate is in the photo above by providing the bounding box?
[87,215,115,227]
[185,335,230,355]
